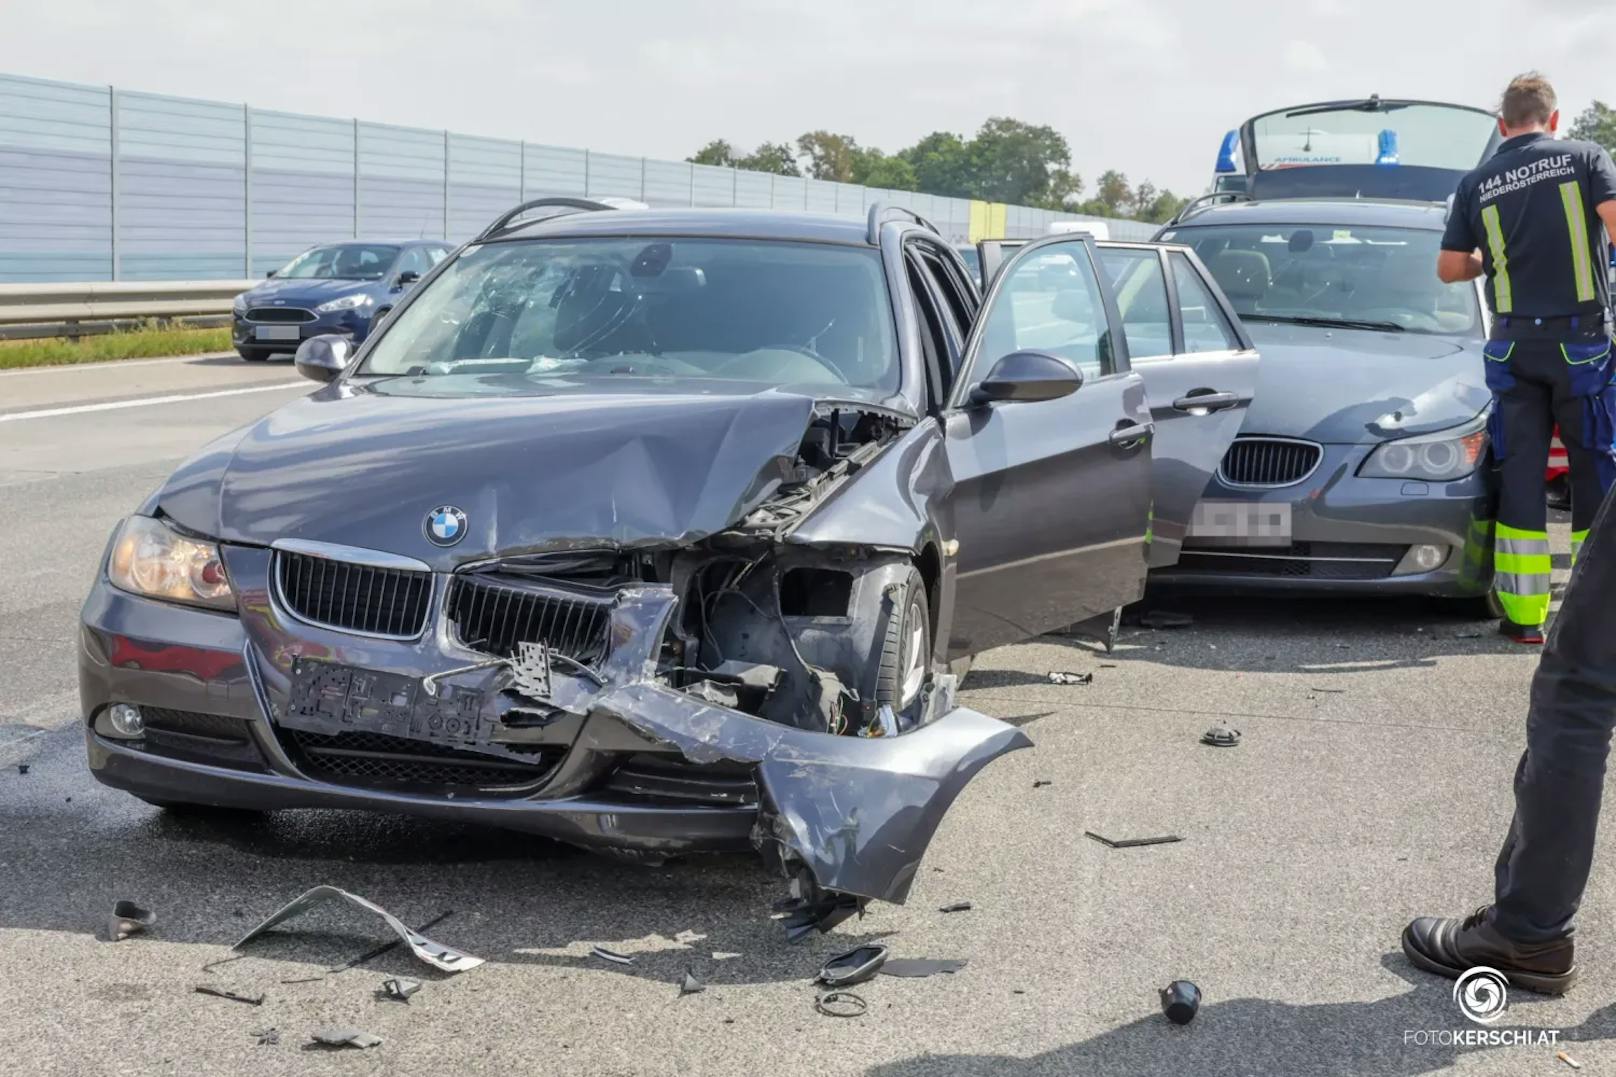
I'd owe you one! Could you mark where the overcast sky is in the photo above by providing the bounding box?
[2,0,1612,196]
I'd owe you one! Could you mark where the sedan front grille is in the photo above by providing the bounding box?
[447,575,613,664]
[1219,437,1323,488]
[244,307,316,323]
[274,551,433,639]
[285,729,561,794]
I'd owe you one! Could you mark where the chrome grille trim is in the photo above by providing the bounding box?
[1217,436,1323,488]
[272,550,434,640]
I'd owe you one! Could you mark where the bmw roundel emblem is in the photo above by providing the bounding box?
[425,505,468,547]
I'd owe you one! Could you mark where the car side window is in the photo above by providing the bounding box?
[1098,248,1173,359]
[427,246,451,266]
[1171,253,1241,352]
[395,247,434,278]
[979,243,1112,378]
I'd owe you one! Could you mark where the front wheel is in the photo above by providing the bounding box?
[235,346,272,362]
[873,566,932,728]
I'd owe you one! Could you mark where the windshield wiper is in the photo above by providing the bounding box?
[1242,313,1406,332]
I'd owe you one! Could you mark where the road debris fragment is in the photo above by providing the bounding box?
[814,990,868,1018]
[310,1026,383,1050]
[234,887,481,974]
[193,984,264,1006]
[1140,610,1194,629]
[590,946,636,966]
[107,900,156,942]
[1557,1049,1582,1069]
[1455,628,1485,639]
[1032,779,1053,788]
[1308,687,1346,694]
[249,1027,279,1047]
[815,945,888,987]
[880,958,968,978]
[1085,831,1184,849]
[16,764,27,775]
[1200,723,1242,748]
[712,951,741,961]
[1047,671,1093,686]
[1160,980,1202,1025]
[938,901,973,913]
[380,977,421,1002]
[679,971,706,996]
[199,953,246,973]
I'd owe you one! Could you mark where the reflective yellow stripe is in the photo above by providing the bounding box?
[1482,204,1512,313]
[1497,588,1551,626]
[1573,528,1589,566]
[1496,550,1552,574]
[1560,180,1597,304]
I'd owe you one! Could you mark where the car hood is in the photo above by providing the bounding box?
[239,277,376,306]
[1240,322,1491,444]
[156,379,879,568]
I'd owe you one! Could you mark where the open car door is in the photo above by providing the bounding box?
[1093,242,1259,567]
[942,235,1153,659]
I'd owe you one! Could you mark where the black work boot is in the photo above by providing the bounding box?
[1402,905,1576,995]
[1499,619,1546,645]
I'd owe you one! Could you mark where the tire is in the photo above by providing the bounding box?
[873,566,932,727]
[236,346,272,362]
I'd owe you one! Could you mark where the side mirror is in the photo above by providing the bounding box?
[396,270,421,287]
[969,350,1083,406]
[265,269,277,278]
[294,334,353,385]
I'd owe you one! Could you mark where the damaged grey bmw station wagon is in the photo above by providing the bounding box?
[80,200,1255,931]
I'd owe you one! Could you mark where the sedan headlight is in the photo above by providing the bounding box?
[232,293,247,315]
[315,294,373,314]
[1359,416,1488,481]
[108,516,234,610]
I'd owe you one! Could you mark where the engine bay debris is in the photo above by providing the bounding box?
[234,887,483,974]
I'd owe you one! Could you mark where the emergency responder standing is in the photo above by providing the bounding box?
[1435,73,1616,644]
[1401,74,1616,996]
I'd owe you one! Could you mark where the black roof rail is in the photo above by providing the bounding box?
[866,201,939,244]
[476,198,617,242]
[1168,191,1251,226]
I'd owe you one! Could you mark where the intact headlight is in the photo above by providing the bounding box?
[232,293,247,315]
[315,294,373,314]
[1359,416,1489,481]
[107,516,234,611]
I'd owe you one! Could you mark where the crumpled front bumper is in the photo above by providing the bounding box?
[81,546,1030,915]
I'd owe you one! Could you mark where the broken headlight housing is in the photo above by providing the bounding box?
[108,516,234,611]
[1358,415,1488,482]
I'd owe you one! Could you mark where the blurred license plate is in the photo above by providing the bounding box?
[254,325,301,341]
[1187,501,1292,547]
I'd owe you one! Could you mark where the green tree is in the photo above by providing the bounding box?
[1140,189,1190,224]
[686,139,737,168]
[967,117,1081,209]
[899,131,975,198]
[849,146,917,190]
[1569,101,1616,153]
[797,130,859,182]
[737,141,801,176]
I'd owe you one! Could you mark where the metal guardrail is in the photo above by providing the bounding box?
[0,280,254,326]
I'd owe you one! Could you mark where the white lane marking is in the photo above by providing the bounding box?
[0,352,239,377]
[0,381,304,423]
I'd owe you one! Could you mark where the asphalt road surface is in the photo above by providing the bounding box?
[0,354,1601,1076]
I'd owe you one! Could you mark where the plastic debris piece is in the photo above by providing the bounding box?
[107,900,156,942]
[938,901,973,913]
[712,951,741,961]
[249,1027,279,1047]
[329,910,452,974]
[1085,831,1183,849]
[880,958,968,978]
[1160,980,1202,1025]
[1455,629,1485,639]
[590,945,636,965]
[816,945,889,987]
[1557,1050,1582,1069]
[814,990,868,1018]
[234,887,480,974]
[1140,610,1193,629]
[1200,723,1242,748]
[1032,779,1053,788]
[1308,687,1346,694]
[16,764,28,775]
[194,984,264,1006]
[380,977,421,1001]
[311,1026,383,1050]
[679,971,705,996]
[1047,671,1093,686]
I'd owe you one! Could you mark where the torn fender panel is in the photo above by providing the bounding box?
[589,682,1031,904]
[787,421,954,553]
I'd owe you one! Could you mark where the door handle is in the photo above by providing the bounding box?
[1109,422,1151,447]
[1172,390,1241,413]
